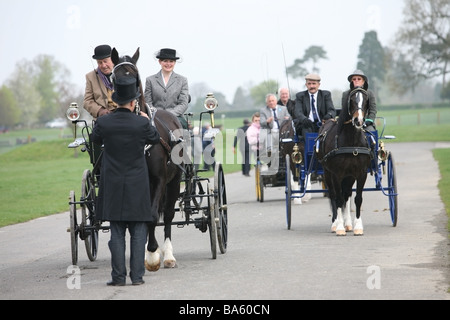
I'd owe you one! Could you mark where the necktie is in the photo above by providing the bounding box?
[311,95,319,123]
[272,109,280,129]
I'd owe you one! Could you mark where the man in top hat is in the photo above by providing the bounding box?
[341,69,377,132]
[92,74,160,286]
[144,48,189,128]
[292,73,336,140]
[84,44,117,118]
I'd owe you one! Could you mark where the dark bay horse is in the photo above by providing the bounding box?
[111,48,183,269]
[316,87,373,236]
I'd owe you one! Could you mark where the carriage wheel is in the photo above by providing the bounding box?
[387,153,398,227]
[215,163,228,254]
[207,183,217,259]
[255,163,264,202]
[255,163,261,201]
[69,190,79,265]
[81,169,98,261]
[285,155,292,230]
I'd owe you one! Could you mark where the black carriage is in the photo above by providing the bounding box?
[66,94,228,265]
[254,130,289,202]
[283,117,398,230]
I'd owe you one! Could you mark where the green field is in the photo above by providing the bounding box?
[0,108,449,228]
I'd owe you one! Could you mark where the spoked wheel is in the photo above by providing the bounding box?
[69,190,78,265]
[81,169,98,261]
[207,182,217,259]
[285,155,292,230]
[387,152,398,227]
[214,163,228,254]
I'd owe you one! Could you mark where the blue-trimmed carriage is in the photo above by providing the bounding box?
[283,117,398,230]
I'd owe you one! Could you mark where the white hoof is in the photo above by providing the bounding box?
[163,238,176,269]
[331,220,337,233]
[145,248,161,272]
[293,198,302,205]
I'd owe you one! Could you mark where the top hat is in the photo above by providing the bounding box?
[112,76,141,105]
[92,45,112,60]
[155,48,180,60]
[305,73,321,81]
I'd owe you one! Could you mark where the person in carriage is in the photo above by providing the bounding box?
[292,73,336,141]
[259,93,291,171]
[83,44,117,119]
[340,69,377,133]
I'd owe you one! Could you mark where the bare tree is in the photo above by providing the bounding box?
[394,0,450,94]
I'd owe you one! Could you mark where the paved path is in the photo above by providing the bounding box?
[0,142,449,300]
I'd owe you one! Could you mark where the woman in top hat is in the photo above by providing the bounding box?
[92,74,160,286]
[144,48,189,128]
[341,70,377,132]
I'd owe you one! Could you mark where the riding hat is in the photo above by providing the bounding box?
[92,45,112,60]
[112,76,141,105]
[305,73,321,81]
[155,48,180,60]
[348,70,369,90]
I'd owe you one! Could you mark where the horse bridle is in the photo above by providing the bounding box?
[111,61,143,114]
[344,87,368,128]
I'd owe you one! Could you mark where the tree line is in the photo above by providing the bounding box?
[1,0,448,129]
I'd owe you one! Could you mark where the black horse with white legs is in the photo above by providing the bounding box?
[111,48,183,270]
[316,87,373,236]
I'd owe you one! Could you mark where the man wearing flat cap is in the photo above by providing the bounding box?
[292,73,336,140]
[92,74,160,286]
[83,44,117,118]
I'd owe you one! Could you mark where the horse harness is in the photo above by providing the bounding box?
[145,107,182,165]
[316,121,375,165]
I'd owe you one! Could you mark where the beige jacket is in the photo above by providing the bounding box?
[83,69,117,118]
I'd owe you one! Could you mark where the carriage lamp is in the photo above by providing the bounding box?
[378,141,388,162]
[204,93,218,127]
[291,144,303,165]
[66,102,80,121]
[204,93,218,111]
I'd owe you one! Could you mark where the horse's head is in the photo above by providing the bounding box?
[348,87,369,129]
[110,47,146,112]
[111,47,140,65]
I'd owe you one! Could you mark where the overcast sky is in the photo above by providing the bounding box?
[1,0,405,103]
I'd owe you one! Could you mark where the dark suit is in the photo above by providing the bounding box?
[233,124,250,175]
[92,108,160,284]
[292,90,336,138]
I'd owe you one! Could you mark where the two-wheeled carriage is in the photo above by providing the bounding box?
[254,121,291,202]
[283,117,398,230]
[66,94,227,265]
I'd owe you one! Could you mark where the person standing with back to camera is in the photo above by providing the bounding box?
[92,74,160,286]
[144,48,190,129]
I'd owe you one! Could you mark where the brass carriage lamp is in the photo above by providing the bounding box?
[66,102,80,122]
[204,93,218,127]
